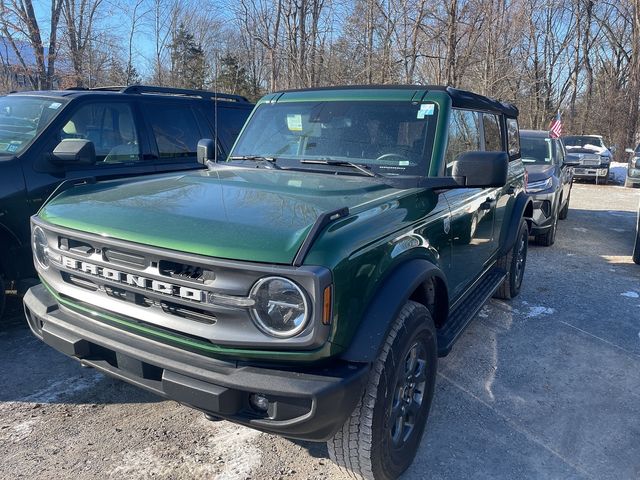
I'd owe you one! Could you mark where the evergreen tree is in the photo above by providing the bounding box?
[215,54,260,100]
[169,24,207,89]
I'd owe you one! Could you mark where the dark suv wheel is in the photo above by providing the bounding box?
[494,218,528,299]
[328,301,437,480]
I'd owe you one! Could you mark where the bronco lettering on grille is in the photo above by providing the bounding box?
[60,256,204,302]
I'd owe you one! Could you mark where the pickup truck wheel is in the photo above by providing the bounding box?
[328,301,437,480]
[494,218,528,300]
[558,193,570,220]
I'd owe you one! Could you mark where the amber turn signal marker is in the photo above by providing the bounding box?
[322,286,332,325]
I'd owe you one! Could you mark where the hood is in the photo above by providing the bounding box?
[39,166,401,264]
[524,164,555,182]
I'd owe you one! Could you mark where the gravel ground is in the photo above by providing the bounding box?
[1,182,639,480]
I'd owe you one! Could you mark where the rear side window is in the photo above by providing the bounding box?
[482,113,502,151]
[145,104,202,159]
[445,109,481,173]
[506,118,520,158]
[219,108,251,145]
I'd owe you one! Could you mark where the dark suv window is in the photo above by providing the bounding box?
[60,102,141,164]
[145,103,202,160]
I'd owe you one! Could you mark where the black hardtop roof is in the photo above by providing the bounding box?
[272,84,519,117]
[7,85,251,104]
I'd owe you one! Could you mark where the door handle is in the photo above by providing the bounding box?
[480,197,496,210]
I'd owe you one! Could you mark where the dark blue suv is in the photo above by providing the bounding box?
[0,85,253,318]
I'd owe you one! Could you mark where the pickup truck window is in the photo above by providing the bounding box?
[60,102,141,164]
[232,101,438,176]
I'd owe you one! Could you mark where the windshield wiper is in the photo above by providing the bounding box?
[228,155,281,169]
[299,159,380,177]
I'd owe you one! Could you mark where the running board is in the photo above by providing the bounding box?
[437,267,506,357]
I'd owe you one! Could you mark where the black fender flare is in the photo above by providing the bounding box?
[0,222,23,277]
[498,192,533,256]
[339,259,448,364]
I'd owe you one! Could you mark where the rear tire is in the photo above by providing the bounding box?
[327,301,437,480]
[494,218,528,300]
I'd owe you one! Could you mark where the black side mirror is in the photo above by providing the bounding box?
[451,151,508,187]
[51,139,96,165]
[197,138,216,165]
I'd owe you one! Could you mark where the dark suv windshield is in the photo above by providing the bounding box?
[521,136,554,164]
[231,101,438,176]
[0,96,67,155]
[563,135,604,148]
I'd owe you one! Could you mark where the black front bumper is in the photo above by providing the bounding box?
[23,284,369,441]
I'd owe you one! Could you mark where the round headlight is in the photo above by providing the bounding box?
[32,226,50,270]
[249,277,309,338]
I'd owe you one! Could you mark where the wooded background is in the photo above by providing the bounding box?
[1,0,639,155]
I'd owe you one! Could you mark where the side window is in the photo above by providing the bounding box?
[554,139,565,165]
[145,103,202,160]
[445,109,481,174]
[218,107,251,146]
[482,113,502,151]
[506,118,520,159]
[60,102,141,164]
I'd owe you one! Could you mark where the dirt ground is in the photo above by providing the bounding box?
[1,181,639,480]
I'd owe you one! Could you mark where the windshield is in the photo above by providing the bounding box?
[521,136,554,164]
[0,95,66,155]
[563,135,604,149]
[231,101,438,176]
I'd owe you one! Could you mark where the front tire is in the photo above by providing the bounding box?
[328,301,437,480]
[494,218,528,299]
[558,192,570,220]
[535,207,558,247]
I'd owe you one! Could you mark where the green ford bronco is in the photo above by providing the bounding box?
[24,86,532,479]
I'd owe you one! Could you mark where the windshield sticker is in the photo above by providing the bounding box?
[417,104,435,119]
[286,114,303,131]
[6,142,20,153]
[48,102,62,109]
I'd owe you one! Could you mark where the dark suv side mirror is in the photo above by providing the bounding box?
[51,139,96,165]
[197,138,216,165]
[451,151,508,188]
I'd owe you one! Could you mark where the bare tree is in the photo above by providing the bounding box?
[0,0,64,89]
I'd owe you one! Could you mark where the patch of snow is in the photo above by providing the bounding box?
[212,426,262,480]
[621,291,639,298]
[21,372,103,403]
[609,162,628,185]
[573,227,588,233]
[526,305,556,318]
[611,228,627,233]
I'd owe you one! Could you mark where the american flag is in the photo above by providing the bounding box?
[549,111,562,139]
